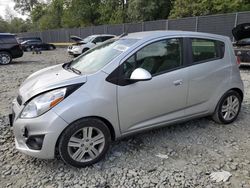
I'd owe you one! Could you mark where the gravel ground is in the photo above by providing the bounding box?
[0,48,250,188]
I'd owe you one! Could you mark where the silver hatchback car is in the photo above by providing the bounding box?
[10,31,244,167]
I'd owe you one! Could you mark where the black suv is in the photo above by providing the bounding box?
[0,33,23,65]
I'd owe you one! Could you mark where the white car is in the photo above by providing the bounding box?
[67,34,116,56]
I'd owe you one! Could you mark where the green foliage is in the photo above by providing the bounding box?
[62,0,101,27]
[0,16,32,33]
[13,0,39,15]
[170,0,250,18]
[0,17,9,33]
[97,0,125,24]
[127,0,173,22]
[1,0,249,33]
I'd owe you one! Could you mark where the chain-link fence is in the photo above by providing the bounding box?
[18,11,250,43]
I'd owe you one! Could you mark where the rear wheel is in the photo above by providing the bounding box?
[58,118,111,167]
[212,90,242,124]
[0,51,12,65]
[49,45,54,50]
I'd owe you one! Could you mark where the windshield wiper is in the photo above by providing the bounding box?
[64,62,81,75]
[69,66,82,75]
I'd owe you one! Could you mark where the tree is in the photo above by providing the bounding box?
[0,17,8,32]
[62,0,101,27]
[30,0,64,30]
[97,0,124,24]
[170,0,250,18]
[127,0,173,22]
[13,0,39,15]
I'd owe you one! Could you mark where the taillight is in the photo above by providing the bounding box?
[236,56,241,65]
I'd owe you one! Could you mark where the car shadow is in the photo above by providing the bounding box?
[9,60,41,65]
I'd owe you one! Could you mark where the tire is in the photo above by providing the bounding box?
[212,90,242,124]
[49,46,54,50]
[0,51,12,65]
[58,118,111,168]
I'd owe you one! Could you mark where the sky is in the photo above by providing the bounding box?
[0,0,27,20]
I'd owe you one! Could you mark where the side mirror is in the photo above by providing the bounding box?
[130,68,152,81]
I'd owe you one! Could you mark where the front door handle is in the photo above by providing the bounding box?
[173,80,183,86]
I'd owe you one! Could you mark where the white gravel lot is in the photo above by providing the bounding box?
[0,48,250,188]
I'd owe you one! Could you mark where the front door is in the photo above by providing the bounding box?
[117,38,188,133]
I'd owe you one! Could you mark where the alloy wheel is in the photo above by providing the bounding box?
[67,127,105,162]
[0,53,11,64]
[221,95,240,121]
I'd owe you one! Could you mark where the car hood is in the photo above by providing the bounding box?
[18,64,87,103]
[232,23,250,41]
[70,35,84,42]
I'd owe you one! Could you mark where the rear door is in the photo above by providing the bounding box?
[116,38,189,133]
[185,38,228,115]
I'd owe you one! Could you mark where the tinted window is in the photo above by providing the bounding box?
[92,37,103,43]
[122,38,182,78]
[191,38,223,63]
[0,35,17,44]
[102,36,114,42]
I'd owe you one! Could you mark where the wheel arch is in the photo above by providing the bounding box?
[0,49,12,56]
[212,87,244,114]
[230,87,244,101]
[55,116,116,156]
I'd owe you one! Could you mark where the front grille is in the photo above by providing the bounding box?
[17,95,22,105]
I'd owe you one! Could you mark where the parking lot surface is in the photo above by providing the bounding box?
[0,49,250,187]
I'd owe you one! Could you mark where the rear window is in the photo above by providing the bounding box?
[191,38,225,63]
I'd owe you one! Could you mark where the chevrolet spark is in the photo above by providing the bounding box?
[10,31,244,167]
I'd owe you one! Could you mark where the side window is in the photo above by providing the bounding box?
[191,38,224,63]
[92,37,102,43]
[122,38,182,78]
[1,36,17,44]
[102,36,114,42]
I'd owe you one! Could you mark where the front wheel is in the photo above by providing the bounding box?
[58,118,111,167]
[212,90,242,124]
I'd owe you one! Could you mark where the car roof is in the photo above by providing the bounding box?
[123,30,228,41]
[91,34,116,37]
[21,39,41,44]
[0,33,15,36]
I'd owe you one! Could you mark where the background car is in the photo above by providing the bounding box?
[17,37,42,44]
[0,33,23,65]
[67,34,116,57]
[21,40,56,52]
[233,23,250,64]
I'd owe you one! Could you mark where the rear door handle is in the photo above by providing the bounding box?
[173,80,183,86]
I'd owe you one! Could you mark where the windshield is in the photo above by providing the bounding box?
[69,38,139,74]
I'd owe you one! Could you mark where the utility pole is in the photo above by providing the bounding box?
[122,0,127,23]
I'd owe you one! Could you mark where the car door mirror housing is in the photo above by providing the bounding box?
[129,68,152,81]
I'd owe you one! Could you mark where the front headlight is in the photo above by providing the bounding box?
[20,88,66,119]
